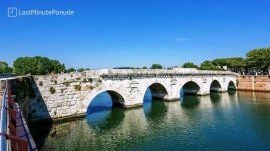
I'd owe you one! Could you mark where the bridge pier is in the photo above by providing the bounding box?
[163,97,180,101]
[123,103,143,109]
[163,92,180,101]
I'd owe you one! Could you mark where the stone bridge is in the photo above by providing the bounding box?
[81,68,237,110]
[8,68,238,121]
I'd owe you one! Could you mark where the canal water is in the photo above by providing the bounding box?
[30,90,270,151]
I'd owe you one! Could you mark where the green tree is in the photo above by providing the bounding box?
[50,60,65,73]
[199,60,221,70]
[77,68,85,72]
[227,57,246,72]
[150,64,163,69]
[212,58,228,67]
[142,66,148,69]
[212,57,246,72]
[246,47,270,72]
[14,56,51,75]
[0,61,13,73]
[182,62,198,68]
[66,68,76,73]
[13,56,65,75]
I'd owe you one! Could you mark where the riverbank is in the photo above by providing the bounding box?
[237,75,270,92]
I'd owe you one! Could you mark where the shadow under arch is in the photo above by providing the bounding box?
[181,81,200,96]
[210,80,222,92]
[147,82,168,100]
[228,81,236,90]
[228,81,237,95]
[85,89,126,108]
[86,91,124,131]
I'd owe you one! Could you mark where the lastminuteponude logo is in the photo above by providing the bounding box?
[8,7,75,17]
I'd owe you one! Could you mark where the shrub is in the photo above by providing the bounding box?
[49,87,56,94]
[63,82,70,87]
[85,85,94,90]
[39,81,43,86]
[88,85,94,90]
[74,84,81,91]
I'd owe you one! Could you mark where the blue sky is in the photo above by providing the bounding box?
[1,0,270,69]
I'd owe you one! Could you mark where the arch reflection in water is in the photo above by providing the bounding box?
[180,95,200,109]
[228,89,236,95]
[143,88,167,121]
[86,92,124,131]
[210,92,221,104]
[36,91,270,150]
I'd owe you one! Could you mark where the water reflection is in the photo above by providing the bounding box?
[32,91,270,151]
[143,88,167,122]
[86,92,124,131]
[210,92,221,104]
[28,121,52,149]
[180,95,200,109]
[86,107,124,131]
[228,90,236,95]
[145,100,167,121]
[143,89,152,115]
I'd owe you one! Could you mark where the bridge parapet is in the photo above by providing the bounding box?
[87,69,238,79]
[85,68,237,76]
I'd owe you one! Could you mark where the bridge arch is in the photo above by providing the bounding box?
[228,81,236,90]
[181,81,200,95]
[148,83,168,100]
[210,80,222,92]
[82,88,126,111]
[140,82,169,104]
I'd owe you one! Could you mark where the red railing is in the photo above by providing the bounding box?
[0,80,36,151]
[0,132,28,151]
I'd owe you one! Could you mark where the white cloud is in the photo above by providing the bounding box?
[175,38,190,42]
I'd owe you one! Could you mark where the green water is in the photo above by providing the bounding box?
[31,91,270,151]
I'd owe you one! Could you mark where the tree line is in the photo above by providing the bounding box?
[0,56,89,75]
[0,47,269,75]
[180,47,270,75]
[143,47,270,75]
